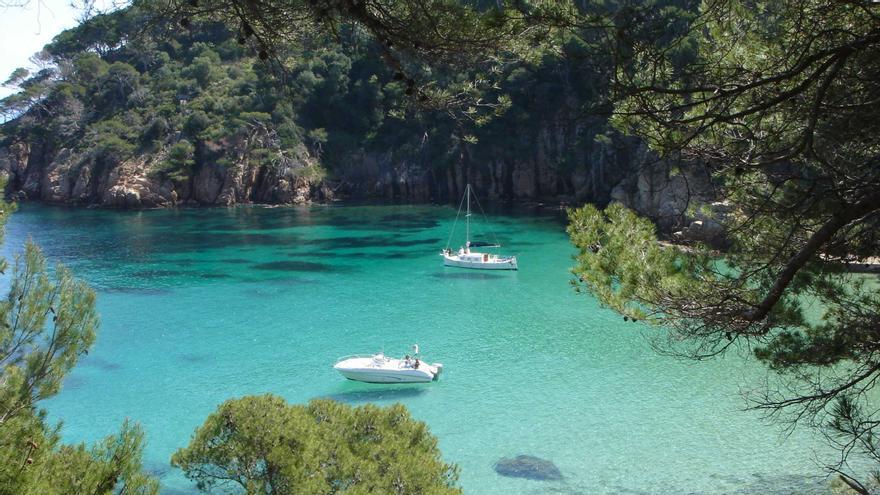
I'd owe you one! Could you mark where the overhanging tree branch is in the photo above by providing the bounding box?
[744,190,880,323]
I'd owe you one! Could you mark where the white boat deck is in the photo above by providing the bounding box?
[334,353,443,383]
[441,248,518,270]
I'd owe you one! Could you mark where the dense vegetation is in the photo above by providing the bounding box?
[172,395,460,494]
[1,3,622,203]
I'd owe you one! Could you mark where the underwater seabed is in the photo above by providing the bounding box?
[1,203,841,494]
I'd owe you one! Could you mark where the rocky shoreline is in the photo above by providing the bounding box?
[0,136,730,244]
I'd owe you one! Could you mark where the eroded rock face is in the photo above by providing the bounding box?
[41,148,75,202]
[0,140,329,208]
[0,142,30,192]
[334,127,648,207]
[0,121,716,227]
[99,159,169,207]
[494,455,563,481]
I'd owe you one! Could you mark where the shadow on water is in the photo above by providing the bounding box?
[177,353,211,364]
[251,261,350,273]
[131,269,183,278]
[321,386,428,404]
[178,207,447,234]
[286,251,352,259]
[289,250,422,260]
[429,272,507,280]
[156,485,199,495]
[63,375,87,390]
[521,483,584,495]
[727,473,827,495]
[96,286,175,296]
[261,277,320,286]
[79,356,122,371]
[198,273,232,279]
[603,486,652,495]
[238,277,319,297]
[298,236,441,250]
[375,213,440,231]
[142,232,304,255]
[591,472,830,495]
[515,472,829,495]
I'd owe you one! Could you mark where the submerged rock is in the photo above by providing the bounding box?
[494,454,563,481]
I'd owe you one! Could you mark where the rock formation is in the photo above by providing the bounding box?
[494,455,564,481]
[0,123,720,242]
[0,140,331,208]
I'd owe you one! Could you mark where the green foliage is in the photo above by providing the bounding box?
[0,242,97,416]
[4,68,30,88]
[577,0,880,364]
[142,116,170,143]
[84,119,136,166]
[72,53,110,86]
[0,2,623,191]
[10,420,158,495]
[95,62,140,110]
[172,394,461,494]
[186,47,223,88]
[568,203,690,323]
[306,127,328,157]
[153,139,195,182]
[183,110,211,138]
[293,163,328,182]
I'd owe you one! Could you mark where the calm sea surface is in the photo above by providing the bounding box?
[3,203,833,494]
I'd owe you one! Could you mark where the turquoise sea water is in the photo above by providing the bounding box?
[3,203,835,494]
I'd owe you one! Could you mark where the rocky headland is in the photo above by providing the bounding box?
[0,5,722,244]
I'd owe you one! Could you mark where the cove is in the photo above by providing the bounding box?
[2,203,831,494]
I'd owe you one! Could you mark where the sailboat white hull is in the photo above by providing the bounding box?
[442,184,519,270]
[442,253,517,270]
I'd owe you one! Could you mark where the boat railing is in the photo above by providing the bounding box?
[335,354,381,363]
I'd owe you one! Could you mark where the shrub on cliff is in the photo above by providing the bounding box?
[151,139,195,182]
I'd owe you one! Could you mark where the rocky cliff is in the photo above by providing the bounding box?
[0,123,714,241]
[338,122,648,206]
[0,138,332,208]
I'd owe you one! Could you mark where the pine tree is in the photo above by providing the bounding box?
[173,395,461,494]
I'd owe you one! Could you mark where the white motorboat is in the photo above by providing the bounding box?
[441,184,518,270]
[334,345,443,384]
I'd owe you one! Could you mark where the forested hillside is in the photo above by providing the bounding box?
[0,4,699,221]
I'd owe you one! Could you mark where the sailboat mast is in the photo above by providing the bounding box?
[465,184,470,245]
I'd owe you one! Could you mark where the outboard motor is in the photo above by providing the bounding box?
[431,363,443,380]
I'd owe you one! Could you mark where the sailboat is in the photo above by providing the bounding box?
[440,184,518,270]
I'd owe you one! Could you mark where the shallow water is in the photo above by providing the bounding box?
[3,203,834,494]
